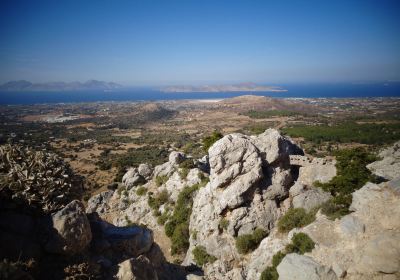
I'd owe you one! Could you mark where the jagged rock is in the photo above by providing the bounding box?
[138,163,153,180]
[246,232,288,279]
[349,182,382,212]
[169,151,186,165]
[252,128,303,165]
[86,190,114,214]
[196,155,210,173]
[165,168,202,202]
[367,141,400,180]
[122,168,146,189]
[117,256,158,280]
[45,200,92,255]
[339,215,365,236]
[354,232,400,274]
[208,133,263,212]
[228,194,279,236]
[277,253,338,280]
[90,213,154,258]
[292,187,332,211]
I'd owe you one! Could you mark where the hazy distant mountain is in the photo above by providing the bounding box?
[161,82,287,93]
[0,80,122,91]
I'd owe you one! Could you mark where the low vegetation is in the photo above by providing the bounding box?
[260,233,315,280]
[277,208,317,233]
[283,122,400,145]
[155,175,169,187]
[202,131,223,152]
[164,184,200,255]
[315,148,378,219]
[136,186,147,196]
[236,228,267,254]
[147,189,169,210]
[192,246,217,266]
[244,110,300,119]
[219,218,229,231]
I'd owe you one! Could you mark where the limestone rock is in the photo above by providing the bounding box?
[339,215,365,236]
[294,156,337,186]
[277,253,338,280]
[354,232,400,274]
[169,151,186,165]
[138,163,153,180]
[253,128,303,165]
[45,200,92,255]
[86,190,114,214]
[123,168,146,189]
[117,256,158,280]
[208,133,263,212]
[292,187,332,211]
[367,141,400,180]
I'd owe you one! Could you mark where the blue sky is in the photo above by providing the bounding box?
[0,0,399,85]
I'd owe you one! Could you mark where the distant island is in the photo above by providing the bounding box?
[0,80,122,92]
[161,82,287,93]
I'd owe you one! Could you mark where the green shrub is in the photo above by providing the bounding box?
[148,189,169,210]
[179,158,195,169]
[271,251,286,267]
[277,208,316,233]
[155,175,169,187]
[202,131,223,152]
[157,211,170,225]
[164,184,200,254]
[285,233,315,254]
[171,222,190,255]
[315,148,378,219]
[179,168,190,180]
[236,228,267,254]
[219,218,229,231]
[192,246,217,266]
[136,186,147,196]
[260,266,279,280]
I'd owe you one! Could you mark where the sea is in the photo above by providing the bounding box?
[0,83,399,105]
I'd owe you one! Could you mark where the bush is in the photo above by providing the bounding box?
[236,228,267,254]
[192,246,217,266]
[157,211,170,225]
[155,175,169,187]
[136,186,147,196]
[219,218,229,231]
[277,208,316,233]
[259,233,314,280]
[202,131,223,152]
[315,148,378,219]
[285,233,315,254]
[148,189,169,210]
[260,267,279,280]
[171,222,190,255]
[178,168,189,180]
[164,184,200,255]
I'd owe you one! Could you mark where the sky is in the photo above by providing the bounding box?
[0,0,399,86]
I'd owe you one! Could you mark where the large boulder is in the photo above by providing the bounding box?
[353,232,400,274]
[277,253,337,280]
[117,256,158,280]
[89,213,154,258]
[292,186,332,211]
[367,141,400,180]
[45,200,92,255]
[122,168,146,189]
[138,163,153,180]
[208,133,263,212]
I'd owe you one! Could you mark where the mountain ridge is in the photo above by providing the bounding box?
[0,80,122,92]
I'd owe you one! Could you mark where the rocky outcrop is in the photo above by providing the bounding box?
[87,190,114,214]
[45,200,92,255]
[117,256,158,280]
[291,184,332,211]
[277,253,337,280]
[291,155,336,186]
[186,129,302,266]
[367,141,400,180]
